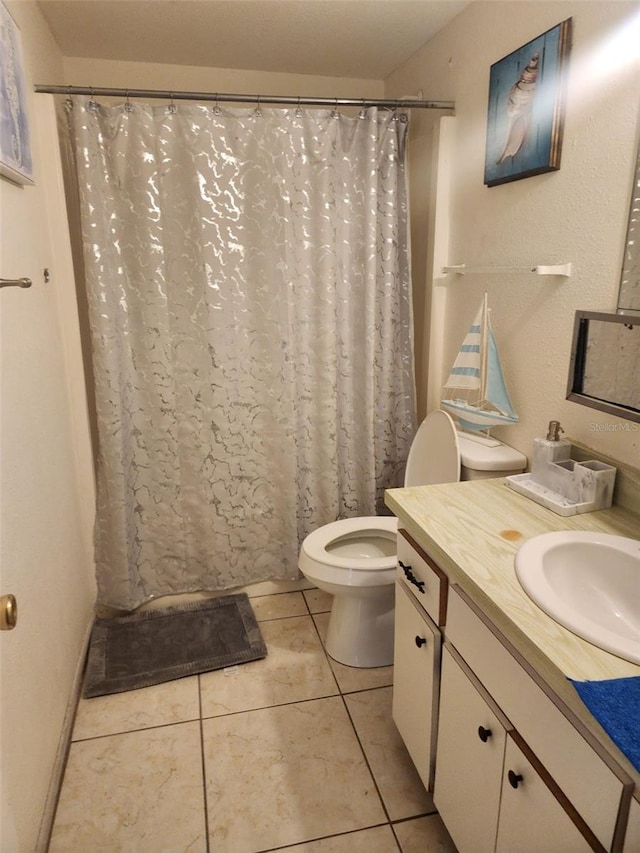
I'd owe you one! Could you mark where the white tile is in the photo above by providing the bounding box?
[303,587,333,614]
[241,578,314,597]
[313,613,393,692]
[72,676,200,741]
[345,687,434,821]
[394,815,458,852]
[49,722,206,852]
[202,697,386,851]
[199,615,338,717]
[279,824,399,851]
[250,591,308,621]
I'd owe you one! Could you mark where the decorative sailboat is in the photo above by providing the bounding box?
[441,293,519,432]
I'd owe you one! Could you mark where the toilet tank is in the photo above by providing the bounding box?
[458,432,527,481]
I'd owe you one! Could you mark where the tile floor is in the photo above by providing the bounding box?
[49,582,458,852]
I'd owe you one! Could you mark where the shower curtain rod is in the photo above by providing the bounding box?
[34,84,455,111]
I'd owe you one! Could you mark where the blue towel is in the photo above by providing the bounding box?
[569,677,640,772]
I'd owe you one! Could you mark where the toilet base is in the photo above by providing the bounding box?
[324,586,395,668]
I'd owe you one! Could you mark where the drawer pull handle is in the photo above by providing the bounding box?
[508,770,523,789]
[477,726,492,742]
[398,560,425,594]
[415,635,427,648]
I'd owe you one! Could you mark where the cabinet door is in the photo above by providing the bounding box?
[433,644,508,853]
[496,735,594,853]
[392,581,441,791]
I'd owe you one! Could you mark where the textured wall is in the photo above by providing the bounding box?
[387,1,640,467]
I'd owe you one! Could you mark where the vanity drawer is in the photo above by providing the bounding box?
[446,585,632,852]
[397,529,447,626]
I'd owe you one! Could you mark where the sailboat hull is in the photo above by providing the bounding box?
[441,399,519,430]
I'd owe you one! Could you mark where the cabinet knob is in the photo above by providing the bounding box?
[477,726,492,742]
[415,635,427,648]
[508,770,523,789]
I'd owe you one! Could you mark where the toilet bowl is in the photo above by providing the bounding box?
[299,410,526,668]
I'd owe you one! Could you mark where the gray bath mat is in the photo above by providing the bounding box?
[83,592,267,698]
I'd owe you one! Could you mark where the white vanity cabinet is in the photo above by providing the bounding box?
[438,586,632,853]
[386,475,640,853]
[435,644,594,853]
[392,529,446,791]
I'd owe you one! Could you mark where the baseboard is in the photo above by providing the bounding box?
[35,615,94,853]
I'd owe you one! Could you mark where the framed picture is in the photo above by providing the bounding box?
[0,1,33,185]
[484,18,572,187]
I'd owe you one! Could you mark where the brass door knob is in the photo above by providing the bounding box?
[1,594,17,630]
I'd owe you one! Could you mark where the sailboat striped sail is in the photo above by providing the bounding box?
[441,294,519,431]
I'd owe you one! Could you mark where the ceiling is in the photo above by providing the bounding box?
[37,0,471,80]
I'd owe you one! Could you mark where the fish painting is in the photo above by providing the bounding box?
[484,18,571,187]
[496,52,539,165]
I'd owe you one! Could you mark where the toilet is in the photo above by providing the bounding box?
[299,410,526,668]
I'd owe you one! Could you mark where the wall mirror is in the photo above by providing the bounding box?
[567,311,640,422]
[567,129,640,421]
[618,138,640,313]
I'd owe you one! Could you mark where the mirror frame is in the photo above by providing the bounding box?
[567,310,640,423]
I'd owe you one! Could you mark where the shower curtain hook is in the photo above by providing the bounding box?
[167,92,177,114]
[124,90,134,112]
[87,86,99,111]
[64,84,74,112]
[254,95,262,117]
[331,98,339,119]
[213,93,221,116]
[295,96,302,118]
[392,100,400,121]
[359,99,367,119]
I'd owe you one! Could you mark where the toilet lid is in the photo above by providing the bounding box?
[404,410,460,486]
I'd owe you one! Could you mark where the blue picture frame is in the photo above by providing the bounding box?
[484,19,572,187]
[0,1,33,185]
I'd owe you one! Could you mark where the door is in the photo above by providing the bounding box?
[495,735,595,853]
[433,644,509,853]
[392,581,441,791]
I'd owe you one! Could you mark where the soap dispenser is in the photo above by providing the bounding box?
[531,421,571,484]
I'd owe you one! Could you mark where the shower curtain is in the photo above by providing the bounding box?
[68,98,416,611]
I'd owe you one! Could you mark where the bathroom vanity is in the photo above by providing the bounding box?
[386,449,640,853]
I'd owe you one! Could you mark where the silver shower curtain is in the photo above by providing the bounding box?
[68,98,416,611]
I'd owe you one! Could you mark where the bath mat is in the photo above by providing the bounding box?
[83,593,267,698]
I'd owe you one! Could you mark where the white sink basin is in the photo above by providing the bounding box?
[515,531,640,664]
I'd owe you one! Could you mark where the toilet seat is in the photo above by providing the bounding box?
[301,516,398,572]
[299,411,461,589]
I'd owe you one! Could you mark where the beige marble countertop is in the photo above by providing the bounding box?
[385,477,640,785]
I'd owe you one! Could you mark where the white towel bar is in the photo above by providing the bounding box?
[442,263,572,278]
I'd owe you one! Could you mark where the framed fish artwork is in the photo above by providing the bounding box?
[484,18,572,187]
[0,1,33,185]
